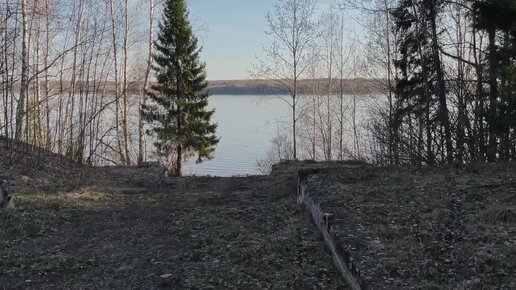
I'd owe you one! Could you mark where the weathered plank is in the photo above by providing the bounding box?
[297,175,365,290]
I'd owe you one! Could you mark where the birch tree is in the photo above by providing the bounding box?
[138,0,155,165]
[255,0,318,160]
[15,0,29,141]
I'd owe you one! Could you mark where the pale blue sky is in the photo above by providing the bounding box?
[185,0,360,80]
[187,0,271,80]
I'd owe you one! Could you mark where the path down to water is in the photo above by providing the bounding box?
[1,165,346,289]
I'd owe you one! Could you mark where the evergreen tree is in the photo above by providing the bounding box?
[392,0,444,165]
[470,0,516,160]
[143,0,218,176]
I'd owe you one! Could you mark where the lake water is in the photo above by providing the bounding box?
[184,95,288,176]
[183,94,377,176]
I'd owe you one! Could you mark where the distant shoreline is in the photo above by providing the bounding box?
[206,79,385,95]
[17,78,385,96]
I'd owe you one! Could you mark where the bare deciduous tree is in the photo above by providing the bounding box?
[138,0,155,166]
[254,0,318,160]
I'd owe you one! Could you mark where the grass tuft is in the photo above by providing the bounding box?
[482,204,516,224]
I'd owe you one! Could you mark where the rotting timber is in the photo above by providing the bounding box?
[298,165,367,290]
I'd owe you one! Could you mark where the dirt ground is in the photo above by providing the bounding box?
[2,141,515,289]
[301,162,516,289]
[0,165,346,289]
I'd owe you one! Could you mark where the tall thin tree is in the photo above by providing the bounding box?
[138,0,155,166]
[256,0,318,160]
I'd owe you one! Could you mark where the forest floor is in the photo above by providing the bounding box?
[0,150,346,289]
[1,140,515,289]
[300,161,516,289]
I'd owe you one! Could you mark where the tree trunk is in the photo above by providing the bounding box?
[69,0,84,160]
[122,0,130,165]
[15,0,29,141]
[176,109,182,176]
[487,27,498,162]
[352,56,359,158]
[409,1,434,165]
[292,6,298,160]
[34,18,42,146]
[292,84,297,159]
[429,3,453,164]
[139,0,154,165]
[384,1,394,165]
[455,4,465,164]
[44,0,51,150]
[2,6,9,143]
[325,12,334,161]
[109,0,123,164]
[472,26,485,161]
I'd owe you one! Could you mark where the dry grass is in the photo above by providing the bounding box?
[1,168,347,289]
[482,204,516,224]
[300,162,516,289]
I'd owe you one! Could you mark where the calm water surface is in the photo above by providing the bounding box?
[185,95,287,176]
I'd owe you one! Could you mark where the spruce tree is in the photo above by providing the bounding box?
[143,0,218,176]
[392,0,454,165]
[392,0,440,165]
[470,0,516,160]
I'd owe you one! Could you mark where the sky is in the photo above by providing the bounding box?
[186,0,271,80]
[185,0,359,80]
